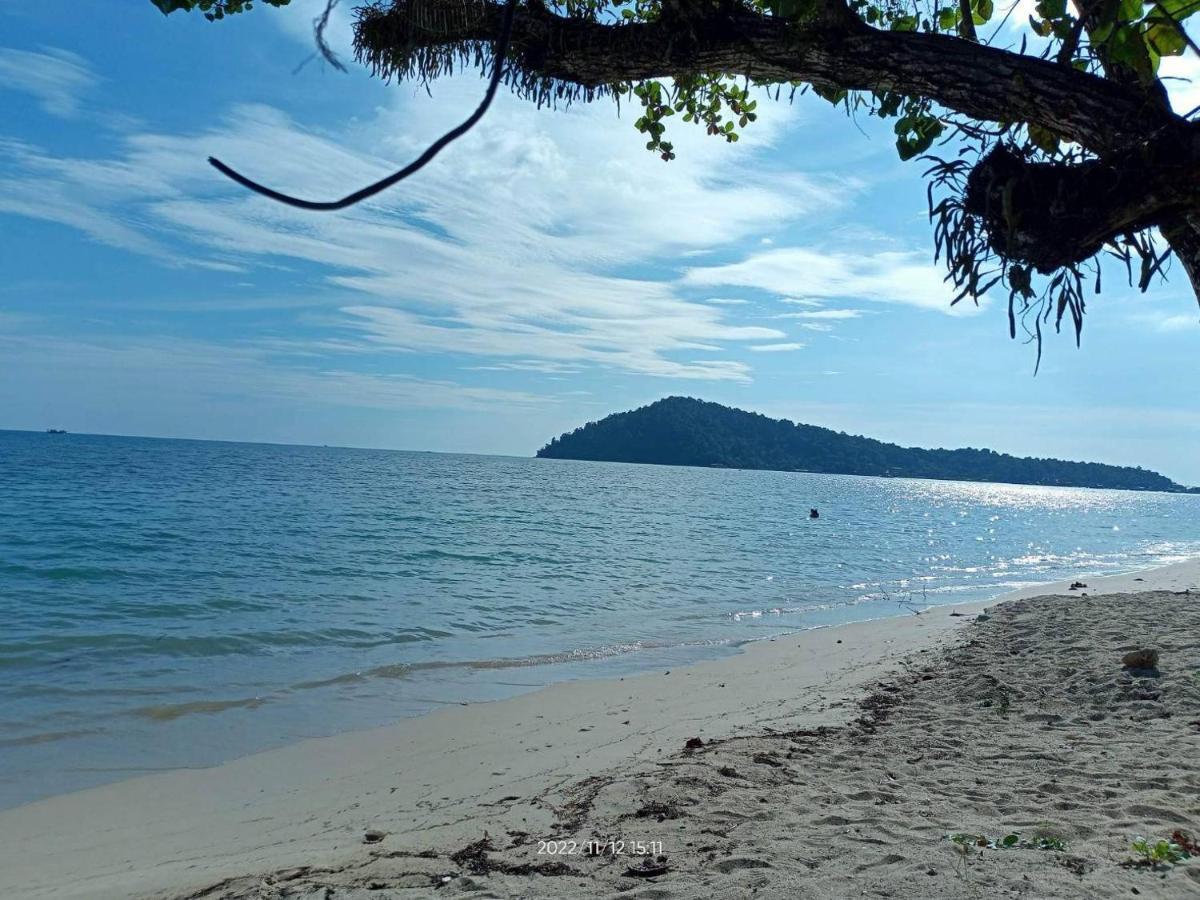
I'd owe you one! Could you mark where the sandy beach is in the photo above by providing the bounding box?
[1,561,1198,899]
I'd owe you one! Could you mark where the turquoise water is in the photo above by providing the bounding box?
[3,430,1199,809]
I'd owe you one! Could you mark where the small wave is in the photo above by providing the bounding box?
[292,663,412,690]
[129,696,267,721]
[287,639,735,694]
[0,728,101,749]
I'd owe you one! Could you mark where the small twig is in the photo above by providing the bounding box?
[314,0,346,72]
[983,0,1019,45]
[958,0,978,41]
[1056,15,1086,65]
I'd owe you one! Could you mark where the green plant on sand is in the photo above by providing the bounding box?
[948,832,1067,851]
[1129,834,1193,867]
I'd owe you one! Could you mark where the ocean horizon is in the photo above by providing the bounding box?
[4,428,1200,810]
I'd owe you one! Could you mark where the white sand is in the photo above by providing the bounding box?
[1,559,1197,899]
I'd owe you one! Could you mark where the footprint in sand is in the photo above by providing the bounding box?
[711,856,772,873]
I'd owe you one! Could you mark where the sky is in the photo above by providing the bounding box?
[1,0,1199,483]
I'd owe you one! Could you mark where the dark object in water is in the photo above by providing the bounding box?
[1121,648,1159,671]
[45,428,68,434]
[809,508,820,519]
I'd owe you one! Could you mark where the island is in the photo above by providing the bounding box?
[537,397,1194,493]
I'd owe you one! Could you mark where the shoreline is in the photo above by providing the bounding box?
[1,559,1197,898]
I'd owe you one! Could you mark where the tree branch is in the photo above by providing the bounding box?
[354,0,1194,153]
[965,143,1200,273]
[1161,214,1200,301]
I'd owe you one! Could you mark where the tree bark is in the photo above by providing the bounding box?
[1162,216,1200,297]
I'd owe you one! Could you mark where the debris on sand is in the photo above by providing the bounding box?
[634,800,680,821]
[449,835,495,875]
[624,857,670,878]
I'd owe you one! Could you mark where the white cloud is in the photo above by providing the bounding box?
[0,46,94,118]
[1161,51,1200,117]
[1158,314,1200,331]
[343,305,774,381]
[1003,0,1042,32]
[779,308,864,320]
[683,247,986,315]
[749,342,806,352]
[0,137,234,265]
[0,78,843,382]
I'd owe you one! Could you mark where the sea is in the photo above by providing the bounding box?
[3,429,1199,809]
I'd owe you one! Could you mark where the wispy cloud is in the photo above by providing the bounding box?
[779,308,865,320]
[0,82,842,382]
[1135,311,1200,332]
[0,46,94,118]
[683,247,987,315]
[749,342,806,352]
[0,137,236,266]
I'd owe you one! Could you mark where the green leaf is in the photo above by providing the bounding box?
[1145,19,1188,56]
[1035,0,1067,19]
[1158,0,1200,19]
[896,132,927,160]
[1029,15,1054,35]
[152,0,289,17]
[1091,18,1115,41]
[813,84,848,105]
[768,0,816,19]
[1107,22,1155,75]
[877,92,903,117]
[1028,123,1061,153]
[1002,834,1020,847]
[1117,0,1143,21]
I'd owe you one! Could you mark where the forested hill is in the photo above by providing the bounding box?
[536,397,1192,493]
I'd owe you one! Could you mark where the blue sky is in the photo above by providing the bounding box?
[2,0,1199,483]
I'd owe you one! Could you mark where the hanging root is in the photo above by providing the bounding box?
[354,0,619,108]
